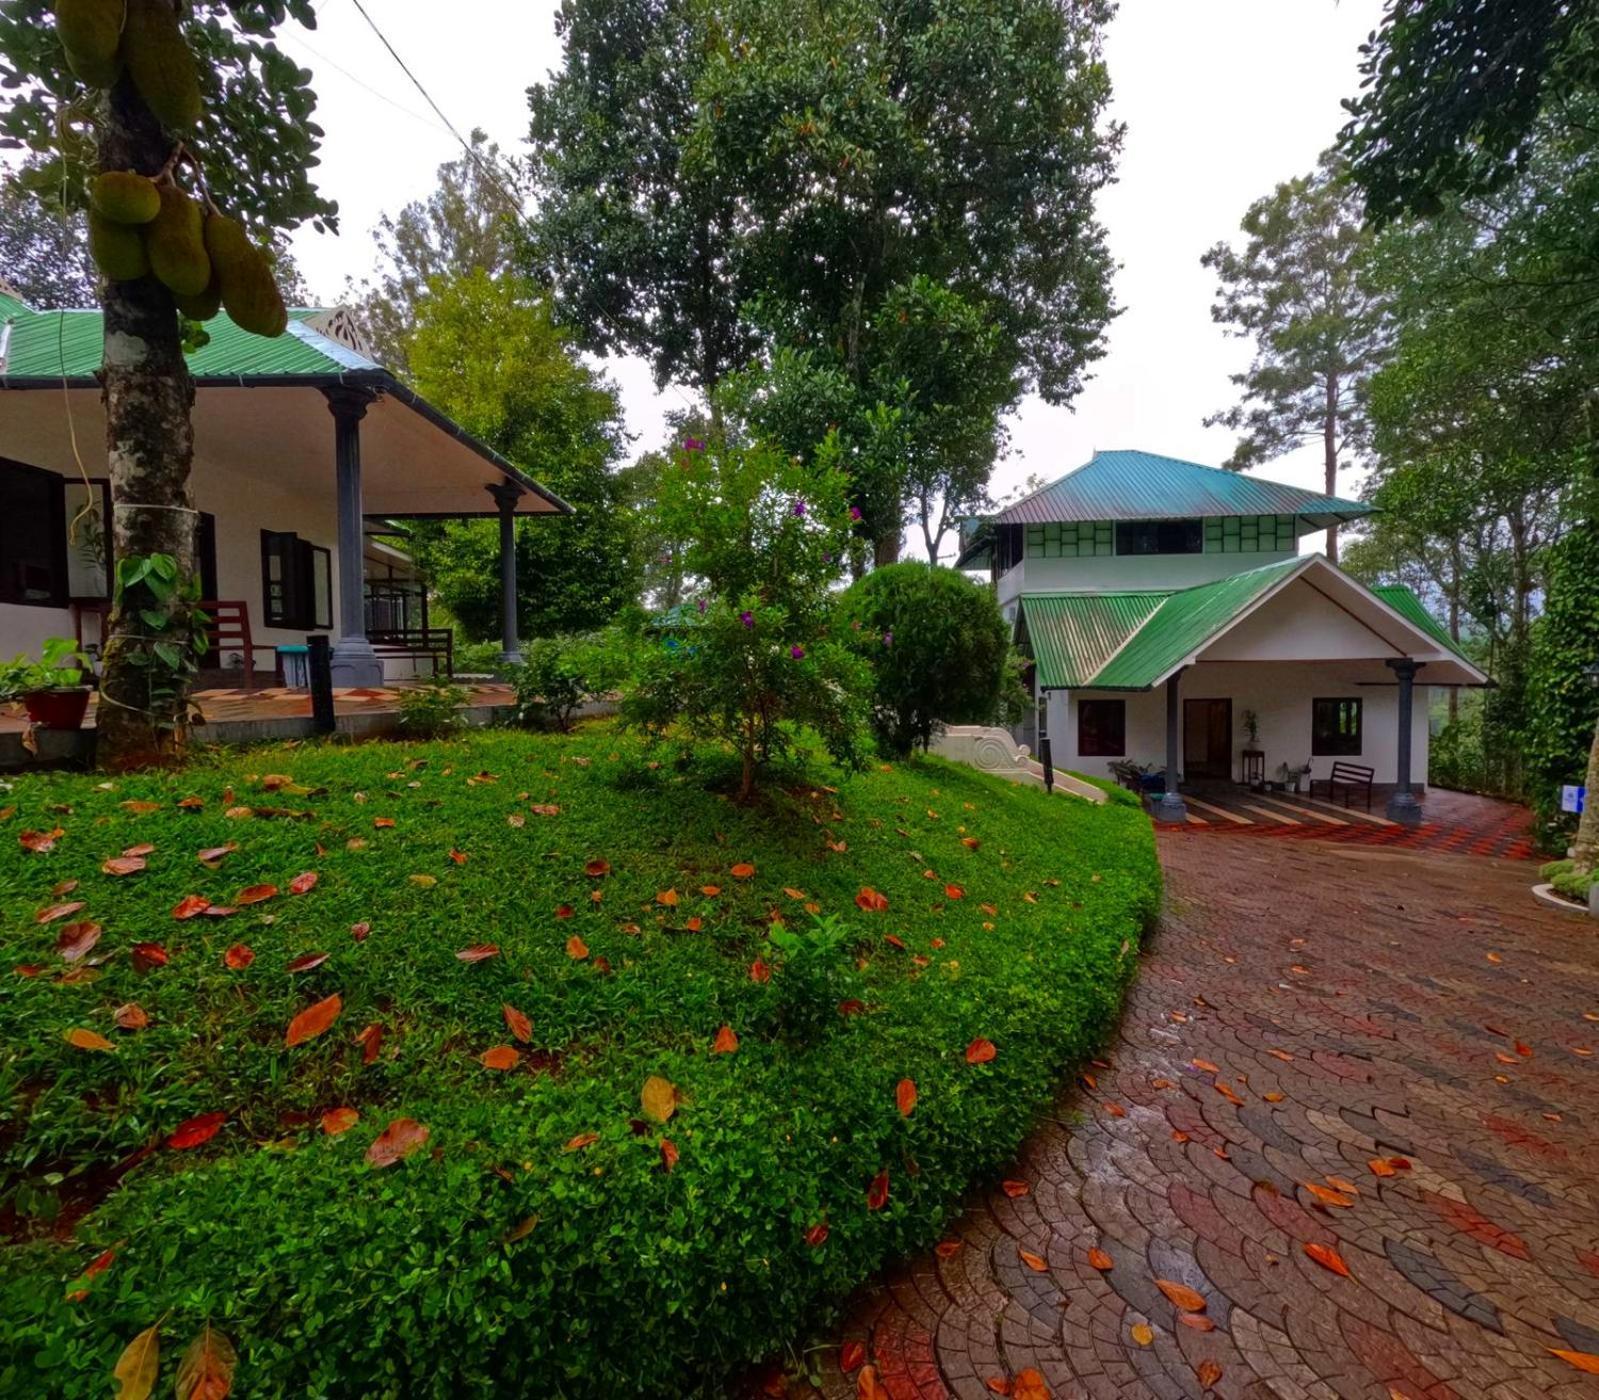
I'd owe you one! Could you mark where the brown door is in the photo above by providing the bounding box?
[1183,698,1232,780]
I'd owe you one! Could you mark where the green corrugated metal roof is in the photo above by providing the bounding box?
[0,300,374,380]
[996,449,1373,530]
[1020,556,1310,690]
[1018,592,1165,688]
[1372,584,1467,659]
[1094,556,1307,688]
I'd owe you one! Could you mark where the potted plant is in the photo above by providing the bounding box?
[1277,759,1312,795]
[0,638,95,730]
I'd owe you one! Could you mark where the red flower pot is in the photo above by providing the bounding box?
[22,687,91,730]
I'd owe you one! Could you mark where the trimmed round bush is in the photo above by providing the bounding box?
[840,561,1022,757]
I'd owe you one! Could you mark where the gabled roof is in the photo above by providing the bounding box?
[1019,557,1486,691]
[0,295,569,516]
[995,449,1372,531]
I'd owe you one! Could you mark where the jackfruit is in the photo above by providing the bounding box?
[122,0,201,131]
[90,170,161,226]
[203,214,287,338]
[173,275,221,322]
[56,0,123,89]
[146,186,210,297]
[88,211,148,282]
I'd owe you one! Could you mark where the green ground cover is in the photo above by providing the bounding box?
[0,726,1159,1396]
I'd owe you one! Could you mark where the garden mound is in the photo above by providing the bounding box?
[0,726,1159,1396]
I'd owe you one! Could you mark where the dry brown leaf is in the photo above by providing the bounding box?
[1155,1279,1206,1312]
[480,1045,519,1071]
[366,1117,429,1168]
[1018,1247,1048,1272]
[284,993,342,1048]
[1087,1247,1113,1270]
[1548,1349,1599,1375]
[896,1078,917,1116]
[65,1027,115,1052]
[111,1322,160,1400]
[1012,1369,1048,1400]
[641,1074,677,1122]
[1130,1323,1154,1346]
[712,1024,739,1054]
[1196,1360,1223,1389]
[1303,1241,1351,1277]
[503,1003,532,1043]
[321,1106,359,1135]
[174,1322,236,1400]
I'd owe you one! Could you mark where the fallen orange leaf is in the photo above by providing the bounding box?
[895,1078,917,1116]
[1018,1247,1048,1272]
[1303,1241,1351,1277]
[284,993,342,1048]
[1155,1279,1206,1312]
[966,1037,997,1064]
[480,1045,519,1071]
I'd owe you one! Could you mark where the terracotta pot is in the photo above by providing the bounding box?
[22,687,91,730]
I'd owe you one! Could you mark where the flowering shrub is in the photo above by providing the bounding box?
[624,437,870,798]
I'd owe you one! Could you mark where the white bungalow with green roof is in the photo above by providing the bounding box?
[957,450,1488,824]
[0,287,567,685]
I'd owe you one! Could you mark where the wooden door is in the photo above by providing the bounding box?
[1183,698,1232,780]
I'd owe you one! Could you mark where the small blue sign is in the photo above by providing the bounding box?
[1561,784,1586,815]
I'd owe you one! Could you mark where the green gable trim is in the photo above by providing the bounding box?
[1018,592,1165,688]
[997,449,1372,531]
[0,304,373,382]
[1092,556,1306,689]
[1019,556,1310,692]
[1371,584,1466,660]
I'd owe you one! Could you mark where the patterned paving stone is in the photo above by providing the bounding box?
[759,835,1599,1399]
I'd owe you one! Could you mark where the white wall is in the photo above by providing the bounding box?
[1,457,345,673]
[1000,546,1297,604]
[1045,662,1432,787]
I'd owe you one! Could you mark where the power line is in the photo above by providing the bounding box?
[342,0,702,423]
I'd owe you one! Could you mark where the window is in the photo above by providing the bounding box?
[260,531,333,630]
[1078,699,1126,757]
[0,458,68,607]
[1311,697,1362,756]
[1115,518,1203,555]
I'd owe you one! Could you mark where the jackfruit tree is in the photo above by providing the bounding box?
[527,0,1120,567]
[0,0,333,769]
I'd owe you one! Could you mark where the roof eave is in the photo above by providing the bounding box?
[0,368,573,516]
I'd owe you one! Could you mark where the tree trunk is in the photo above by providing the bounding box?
[1322,372,1340,563]
[1573,716,1599,875]
[1446,544,1461,726]
[94,78,199,771]
[873,530,900,569]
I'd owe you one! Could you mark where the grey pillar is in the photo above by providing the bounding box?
[1152,667,1187,823]
[487,479,526,666]
[1386,658,1424,825]
[324,388,383,688]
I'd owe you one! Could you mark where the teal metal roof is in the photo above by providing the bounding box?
[0,301,377,380]
[1018,592,1164,688]
[996,449,1373,531]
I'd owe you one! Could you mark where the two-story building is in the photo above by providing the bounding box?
[957,450,1487,824]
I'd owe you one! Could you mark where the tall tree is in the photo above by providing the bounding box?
[526,0,1119,562]
[1341,0,1597,223]
[0,0,333,768]
[1201,151,1388,562]
[347,128,524,372]
[0,180,95,306]
[402,270,638,640]
[1341,4,1597,860]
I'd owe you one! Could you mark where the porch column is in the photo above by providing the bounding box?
[1386,658,1425,825]
[324,387,383,687]
[1153,668,1187,823]
[487,479,526,666]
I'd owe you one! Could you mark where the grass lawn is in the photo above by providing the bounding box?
[0,724,1159,1397]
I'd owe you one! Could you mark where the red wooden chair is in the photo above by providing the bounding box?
[200,601,274,691]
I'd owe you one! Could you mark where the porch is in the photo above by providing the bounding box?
[0,679,520,768]
[0,305,568,685]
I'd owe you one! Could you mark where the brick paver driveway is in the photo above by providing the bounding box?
[811,834,1599,1399]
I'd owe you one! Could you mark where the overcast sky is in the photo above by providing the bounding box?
[283,0,1386,552]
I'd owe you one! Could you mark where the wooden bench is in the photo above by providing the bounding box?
[1309,761,1374,811]
[369,627,454,679]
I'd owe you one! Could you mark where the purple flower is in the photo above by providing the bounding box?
[792,498,807,517]
[822,552,832,563]
[682,436,705,452]
[790,645,805,660]
[882,631,893,648]
[740,610,754,628]
[849,505,862,521]
[696,597,707,614]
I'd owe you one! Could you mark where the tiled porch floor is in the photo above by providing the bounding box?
[1157,783,1537,860]
[0,682,516,734]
